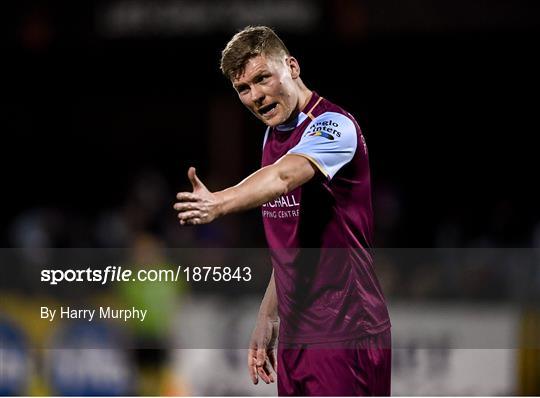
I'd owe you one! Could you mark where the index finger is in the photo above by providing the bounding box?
[176,192,203,201]
[248,348,259,385]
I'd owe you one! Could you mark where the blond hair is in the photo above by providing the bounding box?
[220,26,290,80]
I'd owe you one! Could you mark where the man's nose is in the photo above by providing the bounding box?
[251,85,265,104]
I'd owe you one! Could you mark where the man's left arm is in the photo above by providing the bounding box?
[173,154,317,225]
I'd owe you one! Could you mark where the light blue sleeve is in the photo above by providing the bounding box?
[287,112,357,179]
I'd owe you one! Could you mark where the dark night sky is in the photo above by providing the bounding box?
[1,0,539,247]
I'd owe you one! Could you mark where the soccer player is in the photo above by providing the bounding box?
[174,26,391,396]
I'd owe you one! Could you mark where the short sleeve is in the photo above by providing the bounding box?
[287,112,357,179]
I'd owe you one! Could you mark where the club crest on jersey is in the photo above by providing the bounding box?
[307,131,334,140]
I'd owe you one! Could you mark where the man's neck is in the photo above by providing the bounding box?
[277,84,312,129]
[298,87,313,114]
[282,86,312,125]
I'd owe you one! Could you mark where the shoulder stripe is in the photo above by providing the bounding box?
[306,96,324,120]
[262,127,270,149]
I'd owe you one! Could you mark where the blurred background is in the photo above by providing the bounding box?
[1,0,540,395]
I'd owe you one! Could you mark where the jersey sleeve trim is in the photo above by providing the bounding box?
[287,153,330,179]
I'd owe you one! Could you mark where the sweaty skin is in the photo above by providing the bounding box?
[174,53,317,385]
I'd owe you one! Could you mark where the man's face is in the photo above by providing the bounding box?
[232,54,300,127]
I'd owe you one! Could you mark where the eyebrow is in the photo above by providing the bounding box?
[233,70,269,90]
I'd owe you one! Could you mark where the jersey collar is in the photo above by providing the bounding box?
[275,112,308,132]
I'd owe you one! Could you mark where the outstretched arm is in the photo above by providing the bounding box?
[173,154,317,225]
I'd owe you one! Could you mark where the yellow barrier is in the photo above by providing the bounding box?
[518,308,540,395]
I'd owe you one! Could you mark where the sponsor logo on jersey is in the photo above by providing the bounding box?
[262,194,300,208]
[262,194,300,219]
[307,131,334,140]
[307,119,341,139]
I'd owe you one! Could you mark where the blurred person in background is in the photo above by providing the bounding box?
[174,25,390,396]
[118,232,187,395]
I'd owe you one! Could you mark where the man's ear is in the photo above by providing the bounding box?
[288,57,300,79]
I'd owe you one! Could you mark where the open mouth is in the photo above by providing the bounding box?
[258,102,278,117]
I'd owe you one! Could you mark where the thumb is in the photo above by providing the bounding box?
[187,167,205,190]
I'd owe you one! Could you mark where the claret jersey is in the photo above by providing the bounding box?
[261,92,390,344]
